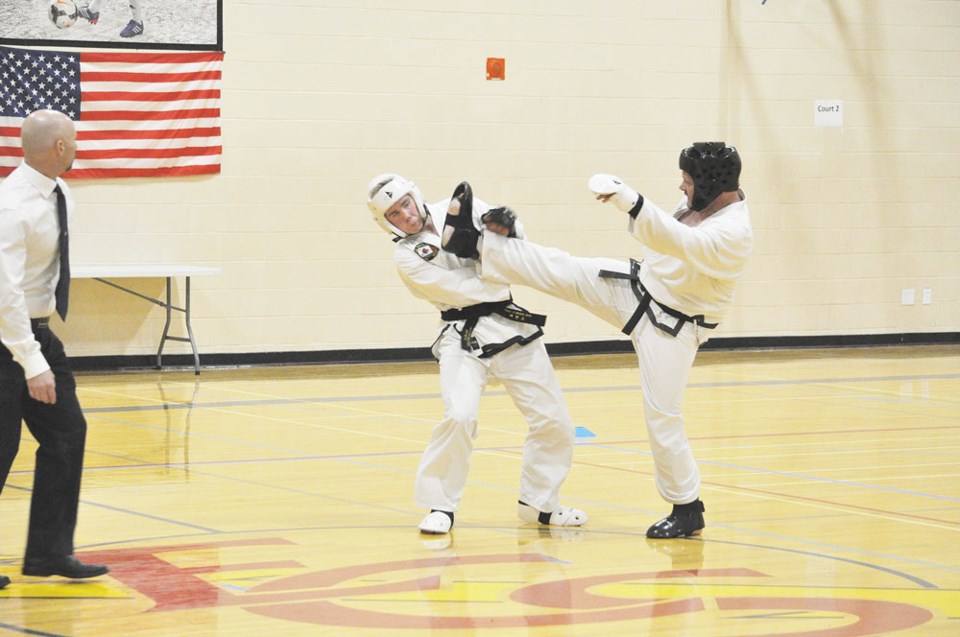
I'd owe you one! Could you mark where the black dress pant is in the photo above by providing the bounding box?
[0,326,87,559]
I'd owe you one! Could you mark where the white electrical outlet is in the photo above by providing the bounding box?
[901,289,915,305]
[922,288,932,305]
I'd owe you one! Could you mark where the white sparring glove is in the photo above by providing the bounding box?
[588,174,641,213]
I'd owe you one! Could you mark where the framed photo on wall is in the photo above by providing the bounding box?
[0,0,222,51]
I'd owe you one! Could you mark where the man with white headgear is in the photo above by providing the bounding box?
[366,174,587,535]
[442,143,753,539]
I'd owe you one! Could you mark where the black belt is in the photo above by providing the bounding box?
[31,317,51,331]
[441,299,546,357]
[441,300,546,326]
[598,259,718,337]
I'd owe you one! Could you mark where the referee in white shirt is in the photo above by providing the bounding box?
[0,109,108,587]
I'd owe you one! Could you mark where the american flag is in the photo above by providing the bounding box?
[0,45,223,179]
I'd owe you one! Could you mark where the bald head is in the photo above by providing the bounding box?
[21,109,77,178]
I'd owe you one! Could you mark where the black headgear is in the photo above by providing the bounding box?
[679,142,741,211]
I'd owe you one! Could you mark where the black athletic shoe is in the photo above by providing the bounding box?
[440,181,481,259]
[646,499,705,539]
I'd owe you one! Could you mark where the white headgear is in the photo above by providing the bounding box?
[366,173,427,238]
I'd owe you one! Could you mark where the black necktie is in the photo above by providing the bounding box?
[54,184,70,320]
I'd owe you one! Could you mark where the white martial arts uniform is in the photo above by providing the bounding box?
[394,197,576,514]
[481,194,752,505]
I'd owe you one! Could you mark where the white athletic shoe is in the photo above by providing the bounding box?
[517,502,588,527]
[419,510,453,535]
[588,173,640,213]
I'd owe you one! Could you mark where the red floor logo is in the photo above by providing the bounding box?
[81,539,935,634]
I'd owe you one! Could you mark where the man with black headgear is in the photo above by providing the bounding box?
[442,142,753,539]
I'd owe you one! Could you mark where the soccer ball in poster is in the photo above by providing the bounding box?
[49,0,79,29]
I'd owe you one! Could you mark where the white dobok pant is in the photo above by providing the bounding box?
[481,231,711,505]
[414,327,575,513]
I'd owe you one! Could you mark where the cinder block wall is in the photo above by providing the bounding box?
[60,1,960,359]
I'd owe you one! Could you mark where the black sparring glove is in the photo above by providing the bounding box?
[481,206,517,237]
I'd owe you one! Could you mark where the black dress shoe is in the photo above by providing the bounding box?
[22,555,109,579]
[440,181,481,259]
[0,574,9,589]
[646,499,705,539]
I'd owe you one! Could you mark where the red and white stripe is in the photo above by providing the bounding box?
[1,50,223,179]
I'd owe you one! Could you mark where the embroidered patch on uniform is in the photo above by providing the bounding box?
[415,242,439,261]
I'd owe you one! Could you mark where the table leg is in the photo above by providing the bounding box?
[157,276,173,370]
[185,277,200,375]
[156,277,201,374]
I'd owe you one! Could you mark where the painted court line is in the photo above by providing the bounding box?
[80,371,960,414]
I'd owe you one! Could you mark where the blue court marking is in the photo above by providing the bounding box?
[66,387,957,540]
[581,530,946,590]
[4,465,422,542]
[64,413,955,537]
[696,458,960,503]
[583,442,960,504]
[704,536,942,589]
[83,409,411,459]
[0,483,221,533]
[79,370,960,415]
[684,372,960,389]
[0,623,68,637]
[704,531,960,581]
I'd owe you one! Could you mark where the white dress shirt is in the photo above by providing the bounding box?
[0,161,75,379]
